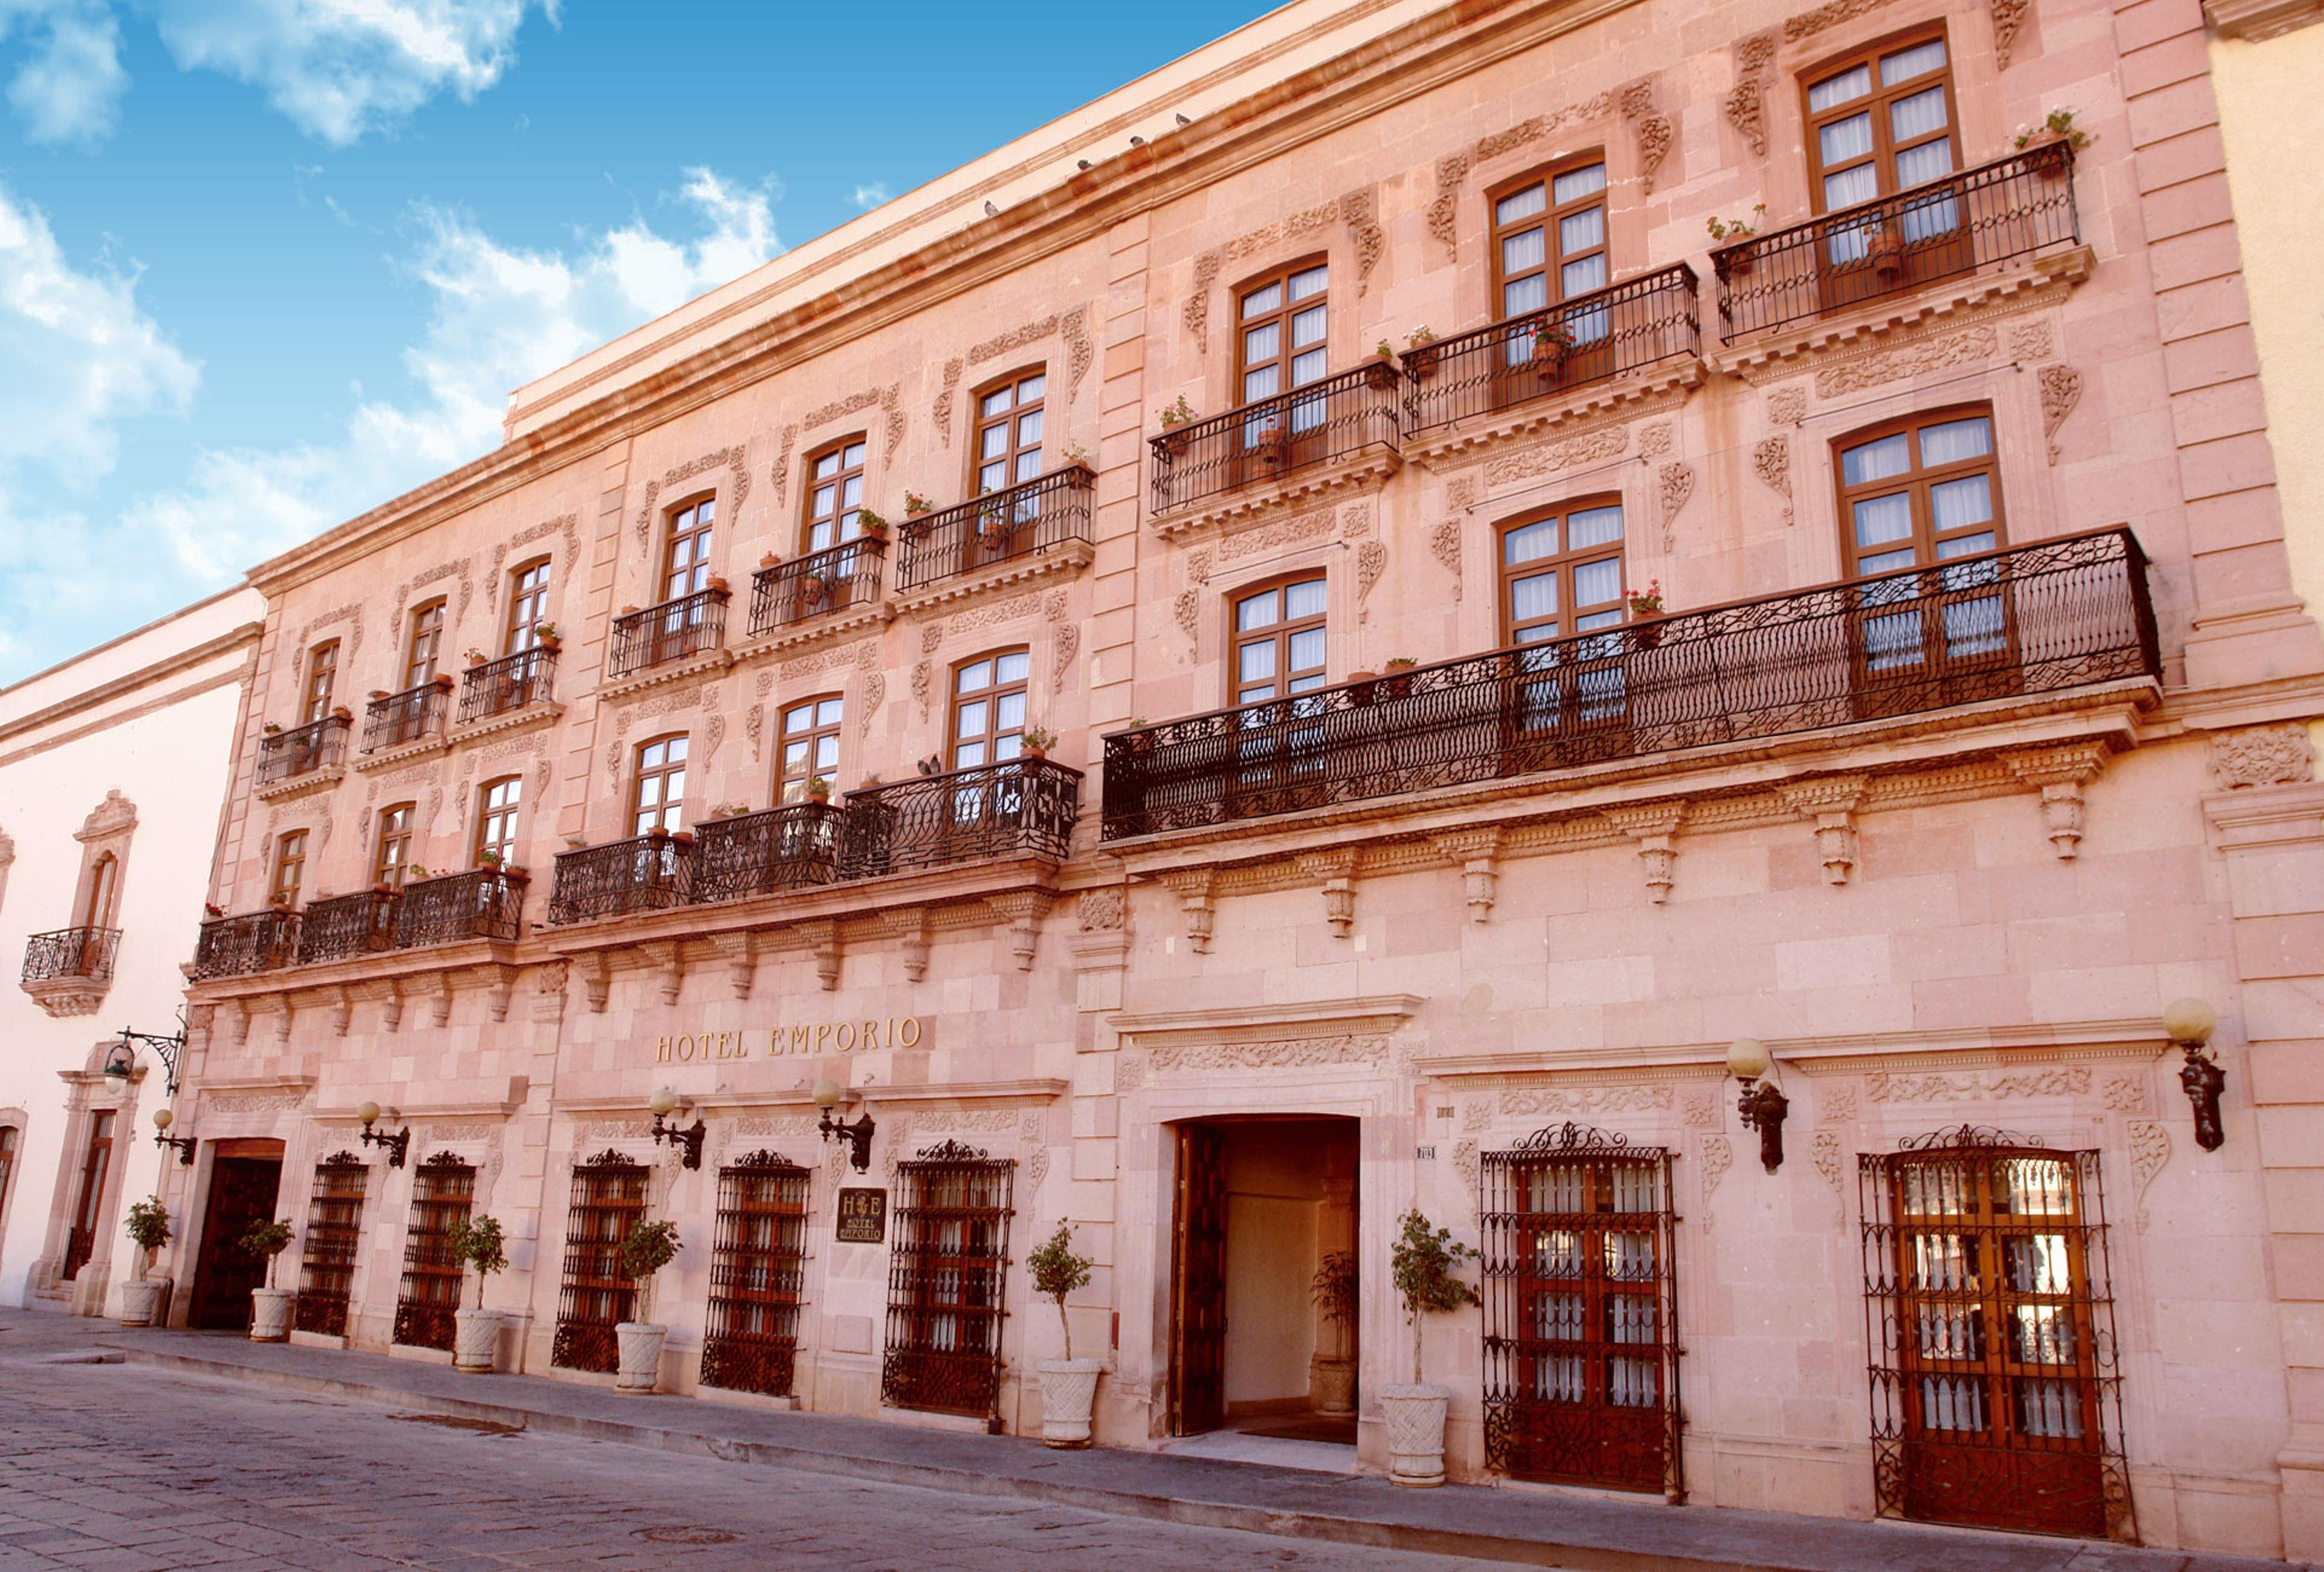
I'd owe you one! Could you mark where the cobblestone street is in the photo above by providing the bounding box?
[0,1353,1516,1572]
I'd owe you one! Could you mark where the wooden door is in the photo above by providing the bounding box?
[189,1156,282,1330]
[1169,1124,1230,1435]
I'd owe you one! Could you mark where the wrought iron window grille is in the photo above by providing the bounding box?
[883,1143,1015,1421]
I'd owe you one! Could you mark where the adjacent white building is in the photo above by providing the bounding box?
[0,590,261,1314]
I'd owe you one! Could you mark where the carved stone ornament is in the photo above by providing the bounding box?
[1990,0,2031,68]
[1429,519,1464,602]
[1427,156,1469,266]
[1618,80,1675,194]
[1865,1067,2091,1102]
[2209,724,2313,789]
[1658,463,1695,550]
[1149,1033,1391,1074]
[1077,887,1126,932]
[1699,1134,1733,1228]
[1753,436,1791,499]
[2128,1119,2170,1232]
[76,790,138,842]
[2038,364,2083,464]
[1156,869,1216,954]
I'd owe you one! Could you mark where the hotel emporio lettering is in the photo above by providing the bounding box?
[652,1016,930,1064]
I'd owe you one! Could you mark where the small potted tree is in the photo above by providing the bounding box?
[239,1217,296,1343]
[615,1218,680,1394]
[446,1213,508,1374]
[1020,725,1057,762]
[1310,1249,1357,1415]
[806,775,833,804]
[1382,1208,1478,1486]
[119,1196,172,1327]
[1028,1223,1100,1447]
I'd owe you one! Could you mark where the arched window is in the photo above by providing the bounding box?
[476,776,522,866]
[506,557,552,652]
[1230,575,1328,705]
[662,496,716,604]
[949,650,1029,769]
[1238,260,1329,406]
[972,369,1046,496]
[632,735,688,835]
[302,641,339,724]
[778,695,843,804]
[1804,30,1960,215]
[375,802,417,888]
[403,599,447,690]
[1490,155,1608,319]
[1497,499,1628,648]
[272,830,307,906]
[78,852,118,932]
[804,438,868,554]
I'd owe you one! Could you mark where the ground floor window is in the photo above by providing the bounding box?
[1860,1126,2132,1542]
[551,1152,648,1374]
[700,1152,810,1398]
[1480,1123,1681,1498]
[297,1153,369,1339]
[394,1154,474,1351]
[883,1142,1013,1417]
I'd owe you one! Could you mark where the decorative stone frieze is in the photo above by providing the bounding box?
[2209,724,2313,788]
[1863,1066,2091,1101]
[714,932,759,1001]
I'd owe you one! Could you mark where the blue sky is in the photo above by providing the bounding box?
[0,1,1271,684]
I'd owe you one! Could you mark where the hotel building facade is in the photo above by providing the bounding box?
[146,0,2324,1556]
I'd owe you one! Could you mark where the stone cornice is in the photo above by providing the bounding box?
[2205,0,2324,38]
[1109,994,1424,1047]
[1418,1021,2168,1080]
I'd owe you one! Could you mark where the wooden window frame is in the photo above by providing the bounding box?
[77,851,119,932]
[1495,496,1632,648]
[802,436,869,556]
[402,599,447,692]
[969,367,1047,499]
[1235,256,1331,400]
[947,649,1031,771]
[776,693,845,804]
[1832,404,2009,579]
[1228,573,1331,707]
[1487,153,1611,320]
[374,802,417,888]
[61,1108,115,1281]
[302,641,340,724]
[631,733,689,836]
[272,829,308,907]
[505,556,553,654]
[1802,26,1963,216]
[476,775,522,866]
[661,495,717,605]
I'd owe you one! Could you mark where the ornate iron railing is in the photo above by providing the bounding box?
[692,805,844,902]
[551,1151,648,1374]
[700,1152,811,1399]
[1150,364,1401,515]
[842,758,1081,878]
[190,909,301,978]
[394,868,527,947]
[394,1153,473,1351]
[546,831,694,924]
[296,889,398,964]
[362,680,449,752]
[297,1153,369,1340]
[1404,264,1700,435]
[1103,527,2155,839]
[256,715,349,785]
[896,466,1095,593]
[883,1143,1014,1417]
[22,926,120,985]
[1714,144,2079,340]
[748,539,884,636]
[609,587,729,678]
[458,646,557,724]
[1482,1125,1682,1501]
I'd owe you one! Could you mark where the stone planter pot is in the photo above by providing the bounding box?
[1038,1358,1102,1448]
[250,1287,294,1343]
[615,1322,667,1393]
[1379,1383,1449,1487]
[117,1277,163,1328]
[453,1308,501,1374]
[1313,1355,1356,1415]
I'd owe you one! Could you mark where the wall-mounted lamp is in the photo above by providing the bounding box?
[151,1107,195,1166]
[648,1087,706,1170]
[356,1100,411,1168]
[815,1079,875,1172]
[106,1024,184,1094]
[2163,997,2225,1152]
[1727,1038,1789,1173]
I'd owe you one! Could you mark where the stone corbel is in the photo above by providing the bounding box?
[803,920,843,991]
[1780,775,1868,886]
[1296,847,1361,937]
[582,953,613,1015]
[326,986,354,1038]
[642,940,684,1005]
[985,891,1057,970]
[427,973,455,1029]
[1604,802,1687,904]
[476,964,520,1024]
[1429,827,1504,923]
[2004,742,2110,860]
[883,908,932,983]
[1156,869,1217,955]
[262,995,294,1048]
[224,999,251,1048]
[378,979,405,1034]
[530,960,568,1024]
[715,932,761,1000]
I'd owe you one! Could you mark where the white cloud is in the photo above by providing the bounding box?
[0,0,128,146]
[851,182,891,210]
[155,0,554,146]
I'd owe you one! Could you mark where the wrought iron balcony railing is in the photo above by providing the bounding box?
[895,466,1095,593]
[547,832,695,924]
[841,758,1081,878]
[296,889,399,964]
[609,587,729,678]
[363,679,450,752]
[1102,527,2157,840]
[458,646,557,724]
[256,715,349,786]
[1713,143,2079,340]
[1150,364,1401,515]
[748,539,883,637]
[190,909,301,978]
[1403,264,1700,436]
[22,926,120,985]
[394,867,527,947]
[692,804,845,901]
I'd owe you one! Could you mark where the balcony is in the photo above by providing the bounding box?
[1101,527,2157,840]
[693,804,843,901]
[392,868,527,947]
[458,647,558,726]
[362,678,450,753]
[1402,264,1699,437]
[1149,364,1401,517]
[21,926,121,1018]
[547,831,695,924]
[1713,144,2078,341]
[256,715,349,790]
[748,539,883,637]
[610,587,729,680]
[296,889,399,964]
[840,759,1081,877]
[895,466,1094,595]
[190,909,301,979]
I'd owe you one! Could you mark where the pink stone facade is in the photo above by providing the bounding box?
[161,0,2324,1558]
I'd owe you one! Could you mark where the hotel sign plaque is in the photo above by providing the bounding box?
[836,1187,887,1244]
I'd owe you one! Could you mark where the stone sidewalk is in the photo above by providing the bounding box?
[1,1310,2299,1572]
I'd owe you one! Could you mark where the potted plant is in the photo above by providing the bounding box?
[464,648,487,667]
[534,622,561,651]
[710,802,752,819]
[855,508,891,545]
[1255,422,1291,471]
[615,1218,681,1394]
[407,862,429,882]
[429,674,454,693]
[1025,1223,1100,1447]
[1124,718,1154,758]
[806,776,833,803]
[798,571,829,609]
[476,848,504,870]
[975,490,1014,548]
[1383,1208,1478,1487]
[1345,669,1380,706]
[904,491,934,519]
[262,721,283,735]
[204,901,224,918]
[1021,725,1057,762]
[1404,325,1439,385]
[1707,204,1765,280]
[1532,317,1577,380]
[446,1213,508,1374]
[1866,221,1907,282]
[119,1196,172,1327]
[1365,340,1399,391]
[1628,579,1666,650]
[2014,106,2092,155]
[1311,1250,1358,1415]
[706,575,731,597]
[758,550,782,570]
[1157,394,1198,459]
[272,890,297,909]
[239,1217,296,1343]
[1378,657,1420,702]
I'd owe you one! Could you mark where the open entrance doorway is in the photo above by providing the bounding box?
[1168,1116,1359,1464]
[187,1142,283,1331]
